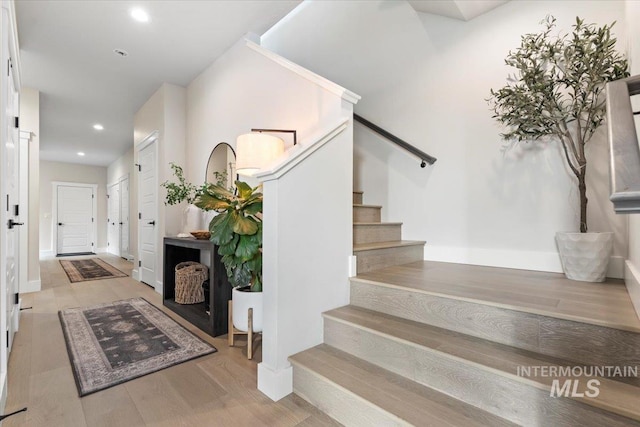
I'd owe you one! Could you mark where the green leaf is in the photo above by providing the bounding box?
[209,213,234,245]
[231,211,259,235]
[195,191,230,211]
[235,234,260,260]
[236,181,253,200]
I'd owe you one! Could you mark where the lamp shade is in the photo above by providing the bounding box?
[236,133,285,176]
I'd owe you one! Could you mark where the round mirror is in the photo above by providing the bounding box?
[205,143,236,190]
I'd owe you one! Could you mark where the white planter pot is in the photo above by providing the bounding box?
[232,286,263,332]
[182,204,202,234]
[555,232,613,282]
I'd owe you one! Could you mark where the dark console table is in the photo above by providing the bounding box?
[163,237,231,337]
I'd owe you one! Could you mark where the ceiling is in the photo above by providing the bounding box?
[408,0,509,21]
[15,0,301,167]
[16,0,507,168]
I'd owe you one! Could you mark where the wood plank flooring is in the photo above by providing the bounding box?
[5,255,338,427]
[355,260,640,332]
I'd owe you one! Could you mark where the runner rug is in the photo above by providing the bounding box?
[59,297,216,396]
[60,258,127,283]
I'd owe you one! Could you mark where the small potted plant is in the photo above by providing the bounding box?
[488,16,628,281]
[195,180,263,331]
[161,162,202,236]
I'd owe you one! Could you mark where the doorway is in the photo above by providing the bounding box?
[136,132,158,290]
[53,183,97,256]
[107,181,121,257]
[107,175,131,259]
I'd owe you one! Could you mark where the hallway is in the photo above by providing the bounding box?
[5,255,336,427]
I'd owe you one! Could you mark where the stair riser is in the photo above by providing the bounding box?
[353,192,363,204]
[353,206,381,223]
[353,224,402,245]
[292,363,411,427]
[350,281,640,376]
[325,317,640,427]
[355,246,423,274]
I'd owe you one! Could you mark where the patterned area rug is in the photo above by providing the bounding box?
[59,297,217,396]
[60,258,127,283]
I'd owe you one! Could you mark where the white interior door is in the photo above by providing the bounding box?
[57,185,94,255]
[4,52,20,352]
[107,182,121,256]
[120,176,130,258]
[139,141,157,287]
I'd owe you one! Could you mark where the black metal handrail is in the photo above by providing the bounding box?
[353,114,437,167]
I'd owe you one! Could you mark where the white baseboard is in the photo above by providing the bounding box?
[423,246,624,279]
[39,250,54,258]
[132,269,140,281]
[12,298,21,333]
[22,279,41,293]
[0,372,6,422]
[155,280,163,294]
[348,255,357,278]
[625,261,640,321]
[96,247,108,254]
[257,363,293,401]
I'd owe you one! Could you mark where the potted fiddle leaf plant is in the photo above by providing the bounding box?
[488,16,628,282]
[161,162,202,236]
[195,180,263,332]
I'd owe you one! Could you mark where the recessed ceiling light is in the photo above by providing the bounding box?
[131,8,149,23]
[93,124,104,131]
[77,152,85,156]
[113,49,128,57]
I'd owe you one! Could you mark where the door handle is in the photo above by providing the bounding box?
[148,220,155,226]
[119,222,123,225]
[8,219,23,229]
[58,222,64,226]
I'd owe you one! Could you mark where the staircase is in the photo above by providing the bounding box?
[289,191,640,426]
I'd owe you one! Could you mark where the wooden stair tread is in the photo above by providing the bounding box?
[353,240,426,252]
[353,222,403,226]
[353,204,382,208]
[324,305,640,422]
[290,344,516,427]
[353,260,640,332]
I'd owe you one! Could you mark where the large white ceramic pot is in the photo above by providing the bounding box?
[555,232,613,282]
[232,286,263,332]
[182,204,202,234]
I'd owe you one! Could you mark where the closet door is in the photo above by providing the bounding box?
[119,177,130,259]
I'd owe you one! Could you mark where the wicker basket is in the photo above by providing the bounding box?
[175,261,208,304]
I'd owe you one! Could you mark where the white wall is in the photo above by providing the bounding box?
[107,146,135,259]
[262,0,628,276]
[624,0,640,318]
[20,87,40,285]
[133,83,186,290]
[186,38,357,400]
[39,160,108,254]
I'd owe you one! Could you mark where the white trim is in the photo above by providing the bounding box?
[12,298,20,333]
[0,371,6,421]
[257,363,293,401]
[423,245,624,279]
[625,261,640,322]
[245,40,360,105]
[52,181,98,255]
[19,128,30,301]
[22,279,41,294]
[255,118,349,182]
[5,0,21,90]
[96,247,108,254]
[39,250,53,258]
[135,130,159,150]
[132,268,140,281]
